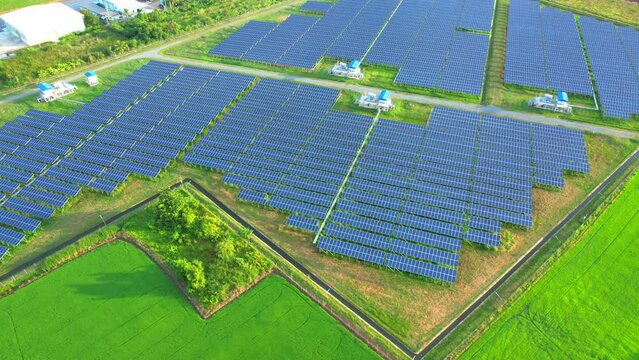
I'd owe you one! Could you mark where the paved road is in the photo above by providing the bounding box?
[0,0,302,103]
[142,55,638,139]
[2,6,636,140]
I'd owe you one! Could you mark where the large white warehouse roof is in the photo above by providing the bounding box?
[0,4,85,46]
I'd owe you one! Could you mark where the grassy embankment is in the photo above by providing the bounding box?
[0,242,378,359]
[459,170,639,359]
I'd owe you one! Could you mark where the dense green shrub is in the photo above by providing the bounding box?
[152,189,272,305]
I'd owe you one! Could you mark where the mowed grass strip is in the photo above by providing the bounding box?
[0,0,54,13]
[0,242,378,359]
[461,172,639,359]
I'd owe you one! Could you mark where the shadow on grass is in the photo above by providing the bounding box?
[69,264,169,300]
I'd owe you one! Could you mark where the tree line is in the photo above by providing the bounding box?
[0,0,283,91]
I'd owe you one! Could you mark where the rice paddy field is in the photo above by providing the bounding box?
[460,171,639,359]
[0,242,378,359]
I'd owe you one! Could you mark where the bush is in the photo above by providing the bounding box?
[174,258,207,292]
[152,189,272,306]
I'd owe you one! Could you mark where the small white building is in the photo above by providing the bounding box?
[85,71,99,86]
[0,4,85,47]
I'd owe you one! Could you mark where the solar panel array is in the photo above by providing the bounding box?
[381,0,493,95]
[210,0,495,95]
[505,0,592,96]
[580,17,639,119]
[184,79,590,282]
[0,61,254,253]
[300,1,334,13]
[0,62,176,248]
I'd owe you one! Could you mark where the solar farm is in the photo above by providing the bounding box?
[210,0,495,96]
[505,0,639,119]
[0,56,590,284]
[1,0,639,357]
[185,77,589,282]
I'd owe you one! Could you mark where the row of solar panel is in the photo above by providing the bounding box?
[179,77,590,281]
[210,0,495,95]
[505,0,592,96]
[0,62,254,252]
[580,17,639,119]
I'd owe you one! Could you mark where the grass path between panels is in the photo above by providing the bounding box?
[0,242,379,359]
[460,172,639,359]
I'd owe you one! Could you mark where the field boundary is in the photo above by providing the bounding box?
[1,147,638,358]
[417,148,639,357]
[447,168,639,358]
[0,232,389,359]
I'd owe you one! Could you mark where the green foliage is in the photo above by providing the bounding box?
[500,230,515,251]
[462,172,639,359]
[80,10,103,29]
[174,258,207,291]
[0,243,377,358]
[0,0,285,91]
[146,188,272,305]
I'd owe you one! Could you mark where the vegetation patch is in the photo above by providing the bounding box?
[0,242,378,359]
[120,188,272,308]
[0,0,288,92]
[460,170,639,359]
[0,0,55,13]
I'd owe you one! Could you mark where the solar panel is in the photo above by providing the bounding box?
[0,226,26,246]
[0,209,40,232]
[286,214,319,232]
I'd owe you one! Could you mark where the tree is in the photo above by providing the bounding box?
[80,10,102,30]
[174,258,206,291]
[215,237,236,261]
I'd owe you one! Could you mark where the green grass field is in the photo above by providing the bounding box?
[0,0,54,13]
[0,242,378,359]
[543,0,639,28]
[0,59,149,126]
[460,171,639,359]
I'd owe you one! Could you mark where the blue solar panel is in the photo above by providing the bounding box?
[385,253,457,283]
[505,0,592,96]
[17,187,68,208]
[4,197,54,220]
[237,188,267,205]
[0,226,26,246]
[318,236,386,265]
[580,17,638,119]
[88,178,120,194]
[286,214,319,232]
[0,245,7,260]
[0,209,40,232]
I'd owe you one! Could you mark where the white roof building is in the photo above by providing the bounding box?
[0,4,85,47]
[97,0,149,15]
